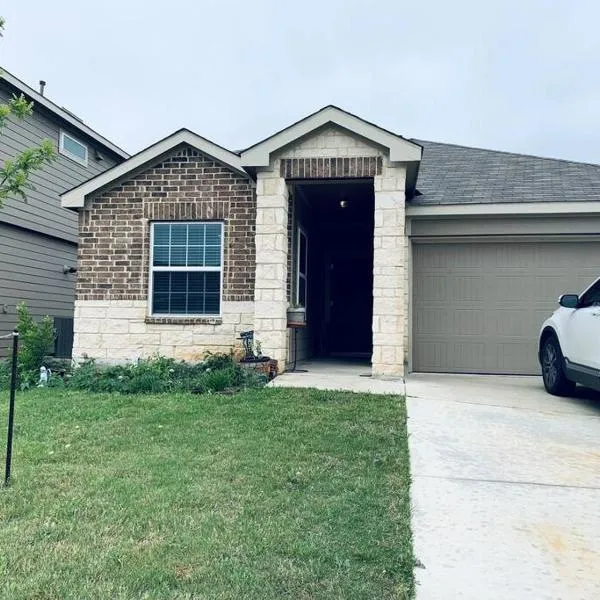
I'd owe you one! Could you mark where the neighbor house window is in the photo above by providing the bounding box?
[59,130,88,166]
[150,222,223,316]
[296,226,308,307]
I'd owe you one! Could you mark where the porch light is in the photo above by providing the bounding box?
[339,199,348,208]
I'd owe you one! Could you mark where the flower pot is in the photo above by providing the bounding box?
[239,358,278,381]
[287,307,306,328]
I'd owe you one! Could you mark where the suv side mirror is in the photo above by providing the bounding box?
[559,294,579,309]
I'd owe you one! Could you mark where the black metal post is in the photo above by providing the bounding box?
[4,330,19,487]
[286,326,308,373]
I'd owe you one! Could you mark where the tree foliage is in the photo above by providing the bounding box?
[0,17,56,207]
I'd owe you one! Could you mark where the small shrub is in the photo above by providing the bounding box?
[66,359,100,391]
[15,302,56,385]
[0,359,11,390]
[201,352,235,371]
[65,353,262,395]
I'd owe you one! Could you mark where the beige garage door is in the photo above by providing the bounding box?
[412,240,600,374]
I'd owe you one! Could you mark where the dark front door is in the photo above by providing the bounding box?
[327,255,373,355]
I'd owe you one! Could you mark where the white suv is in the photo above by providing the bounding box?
[539,277,600,396]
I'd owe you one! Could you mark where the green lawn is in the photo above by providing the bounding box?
[0,387,414,599]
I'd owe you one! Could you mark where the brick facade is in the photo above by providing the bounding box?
[77,145,256,304]
[73,145,257,362]
[280,156,382,179]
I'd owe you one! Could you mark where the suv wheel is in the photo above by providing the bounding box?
[541,335,576,396]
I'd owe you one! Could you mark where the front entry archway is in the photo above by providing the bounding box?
[243,114,420,377]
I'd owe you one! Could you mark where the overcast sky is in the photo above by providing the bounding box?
[2,1,599,162]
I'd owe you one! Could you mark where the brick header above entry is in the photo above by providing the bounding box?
[280,156,383,179]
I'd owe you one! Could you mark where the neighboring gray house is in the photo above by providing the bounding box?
[61,106,600,376]
[0,69,128,357]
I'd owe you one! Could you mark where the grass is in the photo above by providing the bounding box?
[0,387,414,599]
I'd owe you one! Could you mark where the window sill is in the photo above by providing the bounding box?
[145,316,223,325]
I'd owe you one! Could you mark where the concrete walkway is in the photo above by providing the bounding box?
[406,374,600,600]
[269,359,405,395]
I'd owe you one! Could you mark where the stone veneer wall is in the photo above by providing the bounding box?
[252,171,289,370]
[253,124,409,375]
[372,164,407,376]
[73,145,256,363]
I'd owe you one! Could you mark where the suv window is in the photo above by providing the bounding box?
[579,279,600,308]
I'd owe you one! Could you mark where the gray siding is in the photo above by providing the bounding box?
[0,222,77,358]
[0,78,124,357]
[0,80,121,242]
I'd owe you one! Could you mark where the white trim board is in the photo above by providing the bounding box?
[241,105,422,167]
[61,129,246,208]
[406,201,600,218]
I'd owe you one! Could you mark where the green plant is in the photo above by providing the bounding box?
[0,387,414,598]
[0,359,10,389]
[201,351,235,371]
[15,302,56,386]
[66,353,261,395]
[0,17,56,207]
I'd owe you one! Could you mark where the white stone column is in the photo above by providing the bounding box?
[372,165,407,377]
[253,166,289,371]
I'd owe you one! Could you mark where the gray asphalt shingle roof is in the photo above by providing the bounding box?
[411,139,600,205]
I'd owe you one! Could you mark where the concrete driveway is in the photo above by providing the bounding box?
[406,374,600,600]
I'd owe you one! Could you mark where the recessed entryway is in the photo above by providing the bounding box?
[289,180,374,363]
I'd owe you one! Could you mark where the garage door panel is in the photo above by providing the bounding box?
[455,309,485,335]
[453,341,487,371]
[494,275,533,301]
[495,341,536,374]
[413,240,600,375]
[414,341,450,371]
[534,275,568,298]
[488,309,530,336]
[415,275,447,302]
[414,309,452,335]
[453,276,484,301]
[452,246,484,268]
[496,245,534,267]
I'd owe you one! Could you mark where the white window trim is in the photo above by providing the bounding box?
[296,225,308,308]
[148,221,224,318]
[59,130,88,166]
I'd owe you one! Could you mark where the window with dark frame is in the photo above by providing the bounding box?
[150,222,223,316]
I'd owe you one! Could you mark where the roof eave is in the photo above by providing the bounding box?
[61,129,245,209]
[240,105,422,167]
[1,68,129,160]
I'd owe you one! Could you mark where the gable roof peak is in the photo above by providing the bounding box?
[240,105,422,167]
[61,128,245,209]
